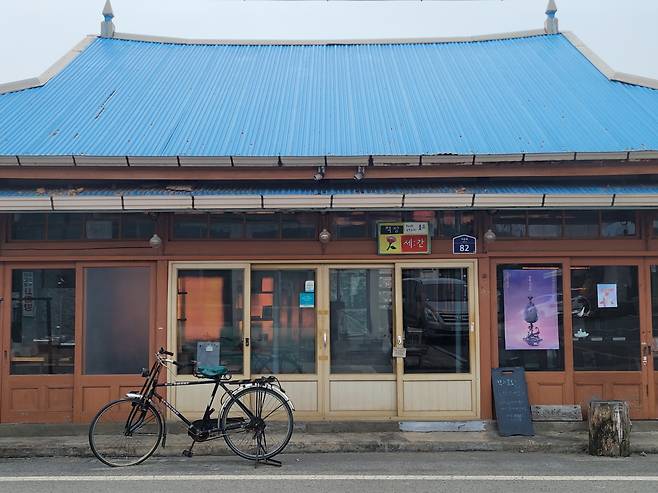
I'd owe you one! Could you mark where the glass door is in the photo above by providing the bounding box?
[75,264,154,422]
[250,267,319,416]
[1,266,76,423]
[398,263,479,418]
[571,264,648,418]
[648,265,658,417]
[170,263,249,417]
[325,267,396,416]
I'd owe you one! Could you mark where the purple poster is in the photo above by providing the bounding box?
[503,268,560,350]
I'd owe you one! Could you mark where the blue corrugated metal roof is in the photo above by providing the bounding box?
[0,34,657,157]
[2,182,658,198]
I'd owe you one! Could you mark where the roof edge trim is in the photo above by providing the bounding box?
[110,28,546,46]
[2,151,658,166]
[562,31,658,90]
[0,35,96,95]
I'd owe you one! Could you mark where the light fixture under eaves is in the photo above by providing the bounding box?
[313,166,326,181]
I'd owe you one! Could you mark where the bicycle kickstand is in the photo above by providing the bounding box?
[254,437,282,468]
[255,456,282,468]
[182,439,196,458]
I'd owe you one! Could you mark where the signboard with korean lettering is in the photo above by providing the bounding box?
[378,222,430,255]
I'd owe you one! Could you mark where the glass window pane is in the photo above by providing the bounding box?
[173,214,208,239]
[332,212,369,239]
[497,265,564,371]
[563,211,599,238]
[601,211,636,237]
[246,214,280,239]
[10,269,75,375]
[651,265,658,369]
[330,269,394,374]
[122,214,156,240]
[437,211,475,238]
[84,267,150,374]
[281,213,317,239]
[209,213,244,239]
[11,213,46,240]
[527,211,562,238]
[176,270,244,374]
[402,210,438,238]
[251,270,316,374]
[493,212,526,238]
[47,214,84,240]
[85,213,120,240]
[369,212,402,238]
[402,268,470,373]
[572,265,640,371]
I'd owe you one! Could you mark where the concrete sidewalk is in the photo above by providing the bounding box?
[1,421,657,458]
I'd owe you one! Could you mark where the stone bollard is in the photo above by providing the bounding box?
[588,400,631,457]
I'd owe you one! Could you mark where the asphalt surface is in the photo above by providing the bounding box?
[1,452,658,492]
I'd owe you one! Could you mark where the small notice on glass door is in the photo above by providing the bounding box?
[597,284,617,308]
[299,292,315,308]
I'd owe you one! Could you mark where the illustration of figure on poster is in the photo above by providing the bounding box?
[503,268,560,350]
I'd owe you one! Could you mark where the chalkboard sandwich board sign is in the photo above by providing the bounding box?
[492,367,535,437]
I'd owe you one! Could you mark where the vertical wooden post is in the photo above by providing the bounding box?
[588,400,631,457]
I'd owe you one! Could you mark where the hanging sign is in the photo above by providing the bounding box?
[377,222,430,255]
[452,234,477,255]
[503,268,560,350]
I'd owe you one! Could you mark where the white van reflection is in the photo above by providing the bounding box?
[403,277,469,340]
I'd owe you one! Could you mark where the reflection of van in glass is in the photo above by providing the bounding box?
[403,277,469,340]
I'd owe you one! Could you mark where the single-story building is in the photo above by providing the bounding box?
[0,1,657,423]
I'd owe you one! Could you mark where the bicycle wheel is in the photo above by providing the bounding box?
[221,386,294,461]
[89,398,163,467]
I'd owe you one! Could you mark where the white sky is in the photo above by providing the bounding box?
[1,0,657,84]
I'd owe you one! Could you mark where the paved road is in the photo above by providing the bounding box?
[1,452,658,492]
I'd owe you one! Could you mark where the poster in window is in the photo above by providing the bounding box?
[596,283,618,308]
[503,268,559,350]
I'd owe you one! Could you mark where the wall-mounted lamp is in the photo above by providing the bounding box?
[319,228,332,244]
[483,228,497,242]
[313,166,326,181]
[149,233,163,248]
[353,166,365,182]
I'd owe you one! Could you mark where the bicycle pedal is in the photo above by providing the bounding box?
[182,450,193,458]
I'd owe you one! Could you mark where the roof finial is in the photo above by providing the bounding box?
[544,0,559,34]
[101,0,116,38]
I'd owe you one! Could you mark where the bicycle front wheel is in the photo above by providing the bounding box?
[89,398,163,467]
[221,386,294,461]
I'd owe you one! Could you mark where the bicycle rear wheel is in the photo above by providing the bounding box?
[221,386,294,461]
[89,398,163,467]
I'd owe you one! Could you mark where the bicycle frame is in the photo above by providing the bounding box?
[128,354,284,444]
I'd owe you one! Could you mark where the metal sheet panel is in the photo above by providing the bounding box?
[1,35,657,158]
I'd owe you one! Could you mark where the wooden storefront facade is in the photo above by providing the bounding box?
[1,181,658,423]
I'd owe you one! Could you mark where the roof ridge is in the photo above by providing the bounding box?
[109,28,548,46]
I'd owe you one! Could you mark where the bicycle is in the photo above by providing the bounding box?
[88,347,294,467]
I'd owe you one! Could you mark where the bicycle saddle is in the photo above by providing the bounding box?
[196,365,229,379]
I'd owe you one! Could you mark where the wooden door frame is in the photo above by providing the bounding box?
[1,262,77,423]
[166,261,252,413]
[490,257,575,409]
[396,259,480,419]
[641,258,658,418]
[323,263,397,419]
[490,256,650,418]
[73,261,157,422]
[250,264,322,418]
